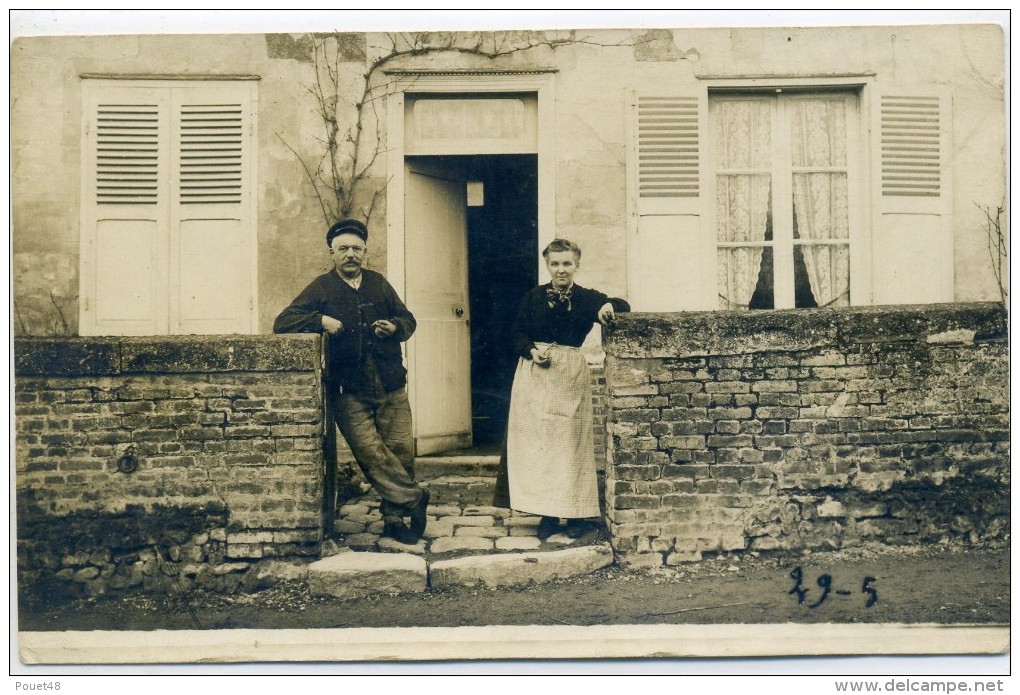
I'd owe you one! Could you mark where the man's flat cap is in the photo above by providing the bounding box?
[326,218,368,246]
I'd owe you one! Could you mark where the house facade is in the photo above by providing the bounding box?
[11,24,1006,455]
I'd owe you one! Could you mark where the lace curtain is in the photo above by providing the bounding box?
[714,96,852,309]
[790,98,850,307]
[713,100,771,310]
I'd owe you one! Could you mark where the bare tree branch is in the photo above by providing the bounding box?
[976,201,1007,305]
[277,133,332,225]
[13,302,29,335]
[48,290,69,335]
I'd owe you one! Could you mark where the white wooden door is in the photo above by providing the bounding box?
[404,161,472,455]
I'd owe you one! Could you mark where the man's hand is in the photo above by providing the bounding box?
[598,302,616,326]
[373,319,397,338]
[321,315,344,335]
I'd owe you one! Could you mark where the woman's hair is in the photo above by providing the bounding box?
[542,238,582,260]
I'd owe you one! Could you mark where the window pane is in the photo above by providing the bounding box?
[792,173,849,241]
[718,247,770,310]
[717,174,772,243]
[712,100,771,169]
[790,98,847,167]
[795,244,850,307]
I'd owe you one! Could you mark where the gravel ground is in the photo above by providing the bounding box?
[18,542,1010,632]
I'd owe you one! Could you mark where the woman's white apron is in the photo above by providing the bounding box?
[505,343,600,518]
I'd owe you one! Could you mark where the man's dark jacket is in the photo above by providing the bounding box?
[273,269,416,394]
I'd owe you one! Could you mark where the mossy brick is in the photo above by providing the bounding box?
[762,393,807,410]
[612,495,660,511]
[740,479,775,495]
[755,407,799,420]
[712,464,756,481]
[176,427,224,441]
[269,420,320,436]
[232,399,269,411]
[659,408,705,422]
[613,383,659,397]
[706,392,736,406]
[224,425,273,439]
[660,435,706,449]
[707,434,754,448]
[695,479,718,493]
[705,381,750,394]
[709,407,753,420]
[659,383,704,398]
[628,436,659,450]
[752,380,798,393]
[613,464,661,480]
[613,409,660,423]
[221,452,272,466]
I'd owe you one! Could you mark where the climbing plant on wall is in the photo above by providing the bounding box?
[279,30,638,226]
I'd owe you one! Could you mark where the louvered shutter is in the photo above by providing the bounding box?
[80,80,257,336]
[80,84,170,335]
[627,91,715,311]
[170,82,256,334]
[870,87,953,304]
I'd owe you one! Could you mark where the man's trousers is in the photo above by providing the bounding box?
[333,386,423,523]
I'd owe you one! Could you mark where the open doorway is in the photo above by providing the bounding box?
[464,155,538,446]
[404,153,538,450]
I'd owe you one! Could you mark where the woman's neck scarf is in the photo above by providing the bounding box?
[546,283,574,311]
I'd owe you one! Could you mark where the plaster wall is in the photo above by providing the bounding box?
[10,24,1005,336]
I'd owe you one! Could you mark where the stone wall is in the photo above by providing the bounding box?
[603,303,1009,567]
[15,334,325,597]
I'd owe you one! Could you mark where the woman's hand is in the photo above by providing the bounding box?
[597,302,616,326]
[530,347,551,367]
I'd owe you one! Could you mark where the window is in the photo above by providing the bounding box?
[711,92,858,310]
[628,84,950,312]
[79,79,258,335]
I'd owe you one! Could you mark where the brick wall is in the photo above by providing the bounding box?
[15,334,325,597]
[590,364,608,469]
[603,303,1009,567]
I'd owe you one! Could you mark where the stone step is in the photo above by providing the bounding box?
[306,543,614,599]
[413,455,500,480]
[423,475,497,507]
[334,493,608,561]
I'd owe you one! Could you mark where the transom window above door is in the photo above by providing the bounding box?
[710,91,859,310]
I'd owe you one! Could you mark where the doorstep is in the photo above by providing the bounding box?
[319,453,615,594]
[331,454,610,559]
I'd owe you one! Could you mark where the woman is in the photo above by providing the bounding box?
[493,239,630,540]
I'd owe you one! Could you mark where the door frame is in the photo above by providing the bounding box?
[385,71,556,299]
[385,71,555,450]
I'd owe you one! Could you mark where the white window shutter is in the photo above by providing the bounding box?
[870,87,954,304]
[80,84,170,336]
[169,82,257,334]
[627,90,714,311]
[636,96,701,200]
[80,80,258,336]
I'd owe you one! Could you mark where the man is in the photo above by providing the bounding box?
[274,218,429,544]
